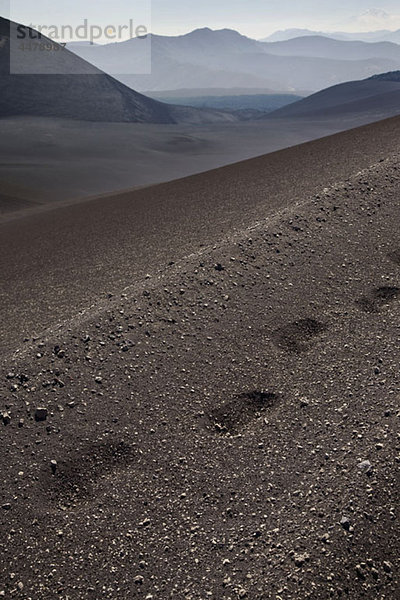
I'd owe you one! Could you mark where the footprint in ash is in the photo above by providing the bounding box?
[207,391,279,436]
[356,287,400,314]
[41,440,135,510]
[388,249,400,266]
[272,318,327,354]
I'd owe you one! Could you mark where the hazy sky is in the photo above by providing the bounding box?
[151,1,400,37]
[3,1,400,39]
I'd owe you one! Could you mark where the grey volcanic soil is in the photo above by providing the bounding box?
[0,121,399,599]
[2,116,400,354]
[0,112,389,220]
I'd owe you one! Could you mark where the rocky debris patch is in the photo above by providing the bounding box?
[293,552,310,568]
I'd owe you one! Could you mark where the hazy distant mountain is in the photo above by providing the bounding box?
[264,36,400,61]
[147,92,302,113]
[69,27,400,94]
[145,87,278,97]
[267,73,400,121]
[66,41,99,47]
[262,29,332,42]
[0,18,238,124]
[68,28,277,91]
[263,28,400,44]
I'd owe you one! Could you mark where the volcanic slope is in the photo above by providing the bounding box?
[268,74,400,120]
[0,120,399,599]
[2,115,400,352]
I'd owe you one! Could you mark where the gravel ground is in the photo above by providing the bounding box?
[2,115,400,355]
[0,136,399,599]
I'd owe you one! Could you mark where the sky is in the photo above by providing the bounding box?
[150,1,400,37]
[3,0,400,40]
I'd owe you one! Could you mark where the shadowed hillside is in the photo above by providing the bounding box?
[369,70,400,82]
[0,18,238,124]
[267,75,400,120]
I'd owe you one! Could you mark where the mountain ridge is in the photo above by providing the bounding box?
[67,27,400,93]
[262,27,400,43]
[0,17,239,124]
[263,35,400,61]
[267,74,400,120]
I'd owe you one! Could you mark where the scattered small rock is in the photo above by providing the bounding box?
[358,460,373,475]
[340,516,351,531]
[138,518,151,528]
[34,407,48,422]
[355,564,366,580]
[383,561,392,573]
[293,552,310,567]
[1,412,11,425]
